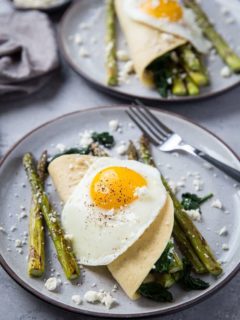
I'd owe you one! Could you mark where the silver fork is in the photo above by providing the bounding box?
[126,104,240,182]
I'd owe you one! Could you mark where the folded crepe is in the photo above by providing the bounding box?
[114,0,186,86]
[48,154,174,300]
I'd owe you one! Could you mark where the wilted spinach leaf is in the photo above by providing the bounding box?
[181,259,210,290]
[154,241,174,273]
[92,132,115,149]
[139,282,173,302]
[181,193,213,211]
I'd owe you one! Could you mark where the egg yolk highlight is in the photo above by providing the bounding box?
[90,166,147,210]
[140,0,183,22]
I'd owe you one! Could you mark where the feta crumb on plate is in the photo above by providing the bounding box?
[109,119,119,132]
[219,226,228,236]
[72,295,82,305]
[185,209,201,222]
[56,143,66,153]
[220,66,232,78]
[79,47,90,58]
[45,277,59,292]
[79,130,93,147]
[84,290,117,309]
[222,243,229,251]
[15,239,23,248]
[211,199,223,209]
[116,144,128,155]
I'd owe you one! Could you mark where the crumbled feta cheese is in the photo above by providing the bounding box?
[84,290,103,303]
[222,243,229,251]
[44,277,59,291]
[219,226,228,236]
[19,211,27,220]
[185,209,201,222]
[203,162,214,169]
[56,143,66,153]
[105,41,114,55]
[119,60,135,83]
[211,199,223,209]
[15,239,23,248]
[72,295,82,305]
[64,234,73,241]
[220,66,232,78]
[177,181,185,188]
[79,47,90,58]
[10,226,17,232]
[109,120,119,132]
[79,130,93,147]
[116,144,128,155]
[128,122,135,129]
[116,50,129,62]
[134,186,148,198]
[0,226,6,233]
[193,178,204,191]
[74,34,83,45]
[84,290,117,309]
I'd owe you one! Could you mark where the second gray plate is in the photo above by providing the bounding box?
[59,0,240,103]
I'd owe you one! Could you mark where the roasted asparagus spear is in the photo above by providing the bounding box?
[183,0,240,72]
[106,0,118,86]
[28,151,47,277]
[139,135,222,276]
[23,153,80,280]
[179,45,209,86]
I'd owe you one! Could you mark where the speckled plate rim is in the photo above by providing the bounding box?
[0,106,240,319]
[58,1,240,104]
[11,0,72,12]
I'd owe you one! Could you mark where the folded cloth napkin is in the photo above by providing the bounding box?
[0,10,59,98]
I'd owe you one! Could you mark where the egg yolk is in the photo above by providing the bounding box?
[90,166,147,210]
[140,0,183,22]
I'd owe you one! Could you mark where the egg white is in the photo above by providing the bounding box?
[124,0,211,53]
[62,157,167,266]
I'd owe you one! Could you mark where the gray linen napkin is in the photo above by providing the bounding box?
[0,10,59,98]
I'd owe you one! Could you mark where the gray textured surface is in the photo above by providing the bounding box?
[0,0,240,319]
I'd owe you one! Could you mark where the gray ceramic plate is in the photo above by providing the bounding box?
[0,106,240,318]
[59,0,240,103]
[12,0,72,12]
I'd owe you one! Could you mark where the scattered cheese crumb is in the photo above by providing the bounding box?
[79,130,93,147]
[116,144,128,155]
[56,143,66,153]
[119,60,135,83]
[211,199,223,209]
[79,47,90,58]
[109,120,119,132]
[74,34,83,45]
[193,178,204,191]
[222,243,229,251]
[220,66,232,78]
[203,162,214,169]
[45,277,59,292]
[185,209,201,222]
[15,239,23,248]
[19,211,27,220]
[219,226,228,236]
[116,50,129,62]
[0,226,6,233]
[84,290,117,309]
[72,295,82,305]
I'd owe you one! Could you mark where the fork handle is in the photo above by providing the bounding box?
[194,149,240,182]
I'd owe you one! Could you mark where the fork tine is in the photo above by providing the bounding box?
[135,100,173,135]
[129,107,165,143]
[137,107,169,139]
[125,110,159,146]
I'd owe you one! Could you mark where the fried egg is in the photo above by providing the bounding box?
[124,0,211,53]
[62,157,167,266]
